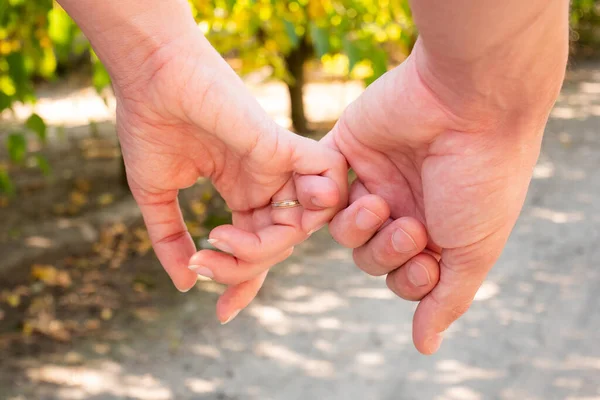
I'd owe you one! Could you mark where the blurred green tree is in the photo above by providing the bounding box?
[571,0,600,56]
[194,0,416,132]
[0,1,108,193]
[1,0,599,193]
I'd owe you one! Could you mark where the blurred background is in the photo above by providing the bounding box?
[1,1,600,399]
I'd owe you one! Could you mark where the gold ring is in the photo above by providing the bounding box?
[271,199,301,209]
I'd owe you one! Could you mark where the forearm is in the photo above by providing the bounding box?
[57,0,198,87]
[409,0,570,123]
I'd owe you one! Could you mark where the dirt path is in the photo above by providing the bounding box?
[2,62,600,400]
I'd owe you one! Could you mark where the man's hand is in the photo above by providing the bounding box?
[326,26,568,354]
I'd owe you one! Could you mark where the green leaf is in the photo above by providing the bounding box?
[0,169,15,195]
[309,23,330,58]
[26,113,47,142]
[40,47,58,78]
[343,37,361,73]
[6,52,27,94]
[0,92,11,113]
[368,48,388,83]
[6,132,27,164]
[92,57,111,93]
[34,154,52,176]
[0,1,6,24]
[224,0,236,12]
[284,20,300,49]
[48,7,72,46]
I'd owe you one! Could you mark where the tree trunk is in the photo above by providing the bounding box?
[284,39,311,134]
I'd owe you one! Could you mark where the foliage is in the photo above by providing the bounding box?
[1,0,600,193]
[194,0,415,83]
[192,0,416,131]
[571,0,600,54]
[0,1,105,193]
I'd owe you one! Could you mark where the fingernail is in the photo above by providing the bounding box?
[392,228,417,253]
[356,208,383,231]
[427,332,444,354]
[188,265,214,279]
[221,309,241,325]
[311,196,327,208]
[177,285,194,293]
[207,238,233,254]
[308,224,326,236]
[407,261,430,287]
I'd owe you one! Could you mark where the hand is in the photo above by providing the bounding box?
[325,41,563,354]
[114,30,347,299]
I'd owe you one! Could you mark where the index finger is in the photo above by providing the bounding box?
[131,186,198,292]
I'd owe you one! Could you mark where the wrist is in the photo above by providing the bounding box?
[414,41,567,127]
[411,2,569,127]
[58,0,198,88]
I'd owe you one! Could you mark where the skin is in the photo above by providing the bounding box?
[328,1,571,354]
[57,0,348,302]
[59,0,570,354]
[218,0,570,354]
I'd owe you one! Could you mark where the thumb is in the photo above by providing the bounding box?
[412,231,508,354]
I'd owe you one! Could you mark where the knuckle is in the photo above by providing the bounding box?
[370,248,391,271]
[428,291,472,325]
[353,250,387,276]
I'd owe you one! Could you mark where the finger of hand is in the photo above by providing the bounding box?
[348,178,371,203]
[216,271,269,324]
[295,174,340,210]
[188,246,294,285]
[329,193,390,249]
[294,174,342,234]
[291,136,349,233]
[385,253,440,301]
[132,188,198,292]
[206,223,304,263]
[412,234,505,355]
[352,217,429,276]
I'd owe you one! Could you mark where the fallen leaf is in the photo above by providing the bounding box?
[132,282,147,293]
[201,190,213,202]
[74,178,91,193]
[22,322,33,336]
[190,200,207,216]
[97,193,114,206]
[101,308,113,320]
[85,319,100,330]
[3,292,21,308]
[31,265,72,288]
[69,190,88,207]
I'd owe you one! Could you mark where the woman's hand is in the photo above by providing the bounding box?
[56,0,347,317]
[114,31,348,294]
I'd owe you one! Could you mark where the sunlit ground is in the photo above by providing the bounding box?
[2,62,600,399]
[5,68,365,131]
